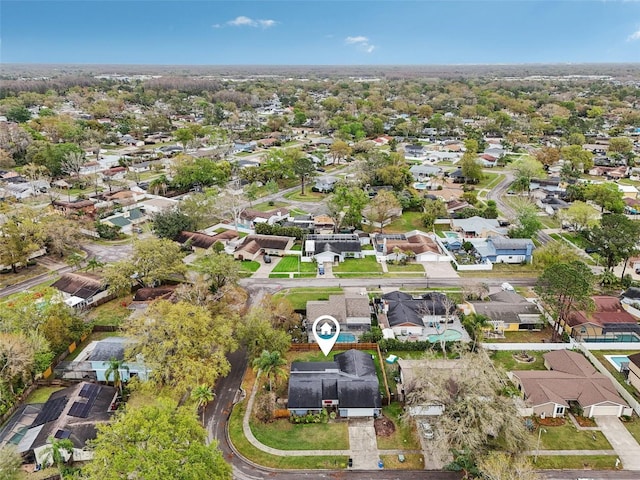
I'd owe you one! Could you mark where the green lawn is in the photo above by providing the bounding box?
[252,201,288,212]
[377,403,421,450]
[333,256,383,277]
[385,212,425,233]
[484,327,553,344]
[85,297,132,326]
[284,189,326,202]
[23,386,65,404]
[380,453,424,469]
[489,350,548,371]
[270,256,316,278]
[622,416,640,443]
[477,172,503,190]
[386,263,425,273]
[0,264,50,289]
[533,455,617,470]
[274,287,344,310]
[538,423,611,450]
[239,260,261,273]
[250,418,349,450]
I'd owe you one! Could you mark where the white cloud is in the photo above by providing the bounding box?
[628,29,640,41]
[345,36,375,53]
[225,16,277,28]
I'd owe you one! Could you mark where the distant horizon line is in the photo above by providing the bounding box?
[3,62,640,67]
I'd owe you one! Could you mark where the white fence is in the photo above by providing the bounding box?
[482,342,572,351]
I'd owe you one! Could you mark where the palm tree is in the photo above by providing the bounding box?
[191,384,215,425]
[44,437,74,478]
[104,358,129,395]
[463,313,491,352]
[252,350,288,392]
[84,257,105,272]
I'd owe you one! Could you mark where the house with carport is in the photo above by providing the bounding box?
[233,234,295,261]
[511,350,631,418]
[303,234,363,263]
[306,295,371,339]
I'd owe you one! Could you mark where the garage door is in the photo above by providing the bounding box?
[590,405,622,416]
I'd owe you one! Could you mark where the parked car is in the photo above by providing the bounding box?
[419,421,434,439]
[263,254,272,264]
[501,282,515,292]
[318,265,325,275]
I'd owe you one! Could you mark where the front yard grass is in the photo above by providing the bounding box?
[333,256,383,277]
[273,287,344,310]
[23,386,65,404]
[252,201,287,212]
[538,422,611,450]
[0,264,49,289]
[84,296,133,326]
[239,260,261,273]
[380,453,424,469]
[271,256,315,275]
[489,350,548,371]
[377,403,421,450]
[250,418,349,450]
[533,455,617,470]
[284,189,326,202]
[385,211,424,233]
[386,263,425,273]
[622,415,640,442]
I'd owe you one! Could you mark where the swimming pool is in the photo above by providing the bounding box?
[413,182,428,190]
[337,332,357,343]
[604,355,630,371]
[584,333,640,343]
[427,330,462,342]
[444,231,460,239]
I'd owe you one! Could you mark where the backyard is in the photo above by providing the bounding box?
[484,326,554,344]
[591,350,640,397]
[489,350,548,371]
[385,212,424,233]
[84,296,132,326]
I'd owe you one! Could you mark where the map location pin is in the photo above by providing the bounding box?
[312,315,340,356]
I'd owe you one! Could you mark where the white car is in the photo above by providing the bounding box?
[501,282,515,292]
[419,421,434,440]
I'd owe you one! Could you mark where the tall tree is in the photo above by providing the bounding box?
[124,300,236,395]
[191,384,215,425]
[104,358,130,395]
[0,444,21,480]
[0,211,45,273]
[236,306,292,360]
[559,201,599,232]
[104,238,186,296]
[329,140,352,164]
[404,352,531,455]
[588,213,640,276]
[585,183,625,213]
[252,350,288,392]
[560,145,593,172]
[195,251,241,294]
[43,437,74,477]
[326,183,368,231]
[459,150,483,184]
[151,209,196,240]
[84,400,232,480]
[60,150,87,180]
[534,146,561,167]
[535,261,594,341]
[510,156,545,196]
[287,149,315,196]
[364,190,401,233]
[478,452,540,480]
[508,200,542,239]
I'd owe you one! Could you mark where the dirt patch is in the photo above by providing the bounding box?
[575,415,597,427]
[374,416,396,437]
[537,417,566,427]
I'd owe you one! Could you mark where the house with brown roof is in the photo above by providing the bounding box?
[562,296,640,341]
[51,272,111,308]
[306,295,372,339]
[511,350,631,418]
[239,208,289,229]
[373,231,447,262]
[233,234,295,261]
[52,199,97,216]
[176,230,238,250]
[626,353,640,393]
[313,215,335,234]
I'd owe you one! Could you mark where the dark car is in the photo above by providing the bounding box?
[263,254,272,264]
[585,246,598,254]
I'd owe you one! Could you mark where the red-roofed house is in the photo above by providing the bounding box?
[562,296,640,341]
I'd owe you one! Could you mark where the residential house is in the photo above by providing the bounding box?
[625,353,640,393]
[313,215,336,234]
[233,234,295,261]
[239,208,289,229]
[469,290,542,333]
[380,291,456,337]
[288,349,381,418]
[303,234,363,263]
[51,272,111,309]
[52,199,97,216]
[101,207,145,234]
[1,382,117,465]
[562,296,640,341]
[409,165,442,182]
[404,144,428,158]
[374,231,448,262]
[477,154,498,168]
[618,184,639,199]
[2,180,50,199]
[177,230,238,250]
[450,216,507,238]
[312,176,338,193]
[397,358,461,413]
[511,350,631,418]
[588,165,628,180]
[469,237,535,264]
[445,199,470,215]
[621,286,640,306]
[306,295,371,337]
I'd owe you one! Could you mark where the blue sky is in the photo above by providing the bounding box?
[2,1,640,64]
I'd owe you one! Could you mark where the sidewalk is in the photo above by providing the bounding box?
[528,449,616,456]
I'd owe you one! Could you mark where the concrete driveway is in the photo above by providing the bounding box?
[348,419,379,469]
[596,415,640,470]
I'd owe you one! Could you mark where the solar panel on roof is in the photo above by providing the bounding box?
[54,429,72,439]
[68,401,91,418]
[79,383,100,398]
[31,396,67,427]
